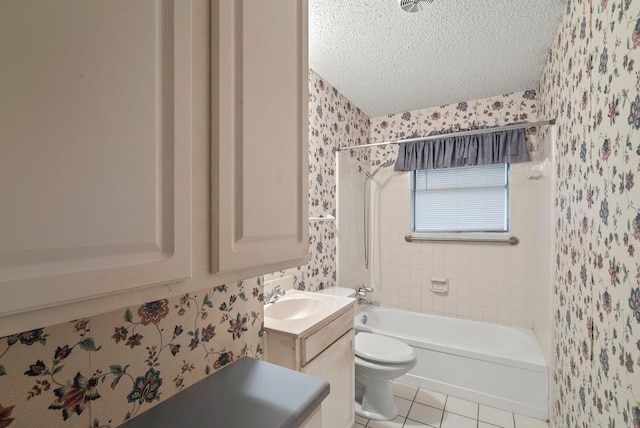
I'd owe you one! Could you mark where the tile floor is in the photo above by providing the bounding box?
[352,381,549,428]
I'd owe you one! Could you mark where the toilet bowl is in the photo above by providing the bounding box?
[316,287,418,421]
[354,332,417,421]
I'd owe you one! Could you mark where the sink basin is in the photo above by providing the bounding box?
[263,289,356,336]
[265,297,325,321]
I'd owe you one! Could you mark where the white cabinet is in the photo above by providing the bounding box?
[211,0,309,277]
[266,306,355,428]
[302,331,355,428]
[0,1,192,332]
[0,0,310,337]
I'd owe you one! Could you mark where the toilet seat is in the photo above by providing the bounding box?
[355,333,416,364]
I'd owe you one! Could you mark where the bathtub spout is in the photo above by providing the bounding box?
[358,298,372,305]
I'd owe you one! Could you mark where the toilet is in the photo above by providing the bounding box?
[354,332,417,420]
[317,287,418,421]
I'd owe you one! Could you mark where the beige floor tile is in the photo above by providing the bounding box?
[415,388,447,409]
[514,414,550,428]
[352,382,548,428]
[407,402,444,427]
[440,411,477,428]
[395,396,413,417]
[355,414,370,425]
[404,417,436,427]
[479,404,515,428]
[368,416,406,428]
[444,395,478,419]
[479,422,501,428]
[392,381,419,401]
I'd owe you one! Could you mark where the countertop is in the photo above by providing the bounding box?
[119,356,330,428]
[264,290,355,338]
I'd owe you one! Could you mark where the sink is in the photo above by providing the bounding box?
[265,297,325,321]
[263,289,355,336]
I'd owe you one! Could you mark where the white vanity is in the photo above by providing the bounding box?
[264,290,356,428]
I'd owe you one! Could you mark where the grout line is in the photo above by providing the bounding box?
[440,394,448,427]
[362,384,548,428]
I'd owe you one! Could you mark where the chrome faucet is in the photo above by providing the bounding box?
[356,286,374,296]
[356,286,373,304]
[265,285,286,304]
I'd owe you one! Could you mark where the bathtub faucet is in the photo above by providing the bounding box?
[358,297,372,305]
[356,286,374,296]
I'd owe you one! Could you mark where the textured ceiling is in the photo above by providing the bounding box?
[309,0,567,117]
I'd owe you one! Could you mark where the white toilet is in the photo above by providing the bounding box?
[317,287,417,421]
[354,332,417,420]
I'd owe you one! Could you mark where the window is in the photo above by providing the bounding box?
[412,164,509,233]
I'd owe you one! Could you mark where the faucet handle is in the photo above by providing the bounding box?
[265,284,286,304]
[357,286,374,293]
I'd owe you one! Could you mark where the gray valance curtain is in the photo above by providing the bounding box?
[394,127,530,171]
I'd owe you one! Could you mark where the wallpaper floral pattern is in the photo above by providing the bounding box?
[0,278,263,427]
[271,70,371,292]
[538,0,640,426]
[369,90,541,157]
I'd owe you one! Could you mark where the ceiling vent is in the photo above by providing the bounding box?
[398,0,433,13]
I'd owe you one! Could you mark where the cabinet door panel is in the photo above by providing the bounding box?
[303,330,355,428]
[212,0,309,274]
[0,0,191,318]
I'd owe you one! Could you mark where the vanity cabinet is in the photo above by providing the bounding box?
[266,305,355,428]
[211,0,309,277]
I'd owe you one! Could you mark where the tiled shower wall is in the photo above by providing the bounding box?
[363,92,541,328]
[538,0,640,426]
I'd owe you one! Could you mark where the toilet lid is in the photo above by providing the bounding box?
[355,333,416,364]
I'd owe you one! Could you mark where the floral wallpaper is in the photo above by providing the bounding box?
[369,90,540,155]
[270,70,371,292]
[538,0,640,426]
[0,278,264,427]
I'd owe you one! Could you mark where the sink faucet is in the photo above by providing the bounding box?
[265,285,286,304]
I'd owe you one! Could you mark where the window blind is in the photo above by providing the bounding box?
[413,164,509,233]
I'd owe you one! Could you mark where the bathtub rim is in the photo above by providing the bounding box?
[353,306,548,373]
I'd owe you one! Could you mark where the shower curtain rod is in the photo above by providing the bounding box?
[335,118,556,151]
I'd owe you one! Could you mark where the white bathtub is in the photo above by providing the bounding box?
[354,307,549,420]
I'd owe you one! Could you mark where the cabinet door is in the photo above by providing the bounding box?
[303,330,355,428]
[0,1,191,324]
[211,0,309,275]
